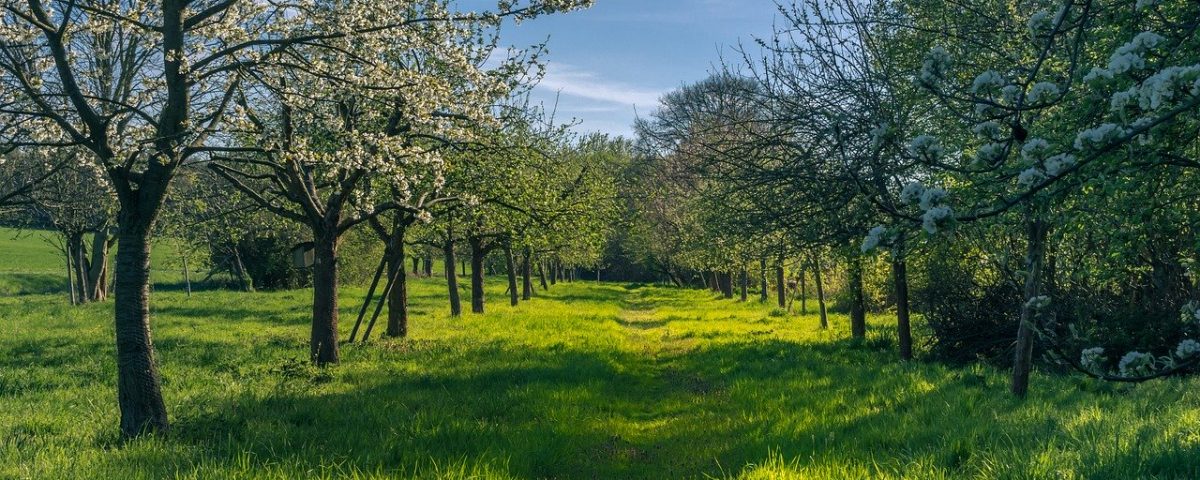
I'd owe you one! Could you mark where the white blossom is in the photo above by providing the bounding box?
[1176,340,1200,359]
[1108,31,1164,74]
[1118,351,1154,376]
[899,181,925,205]
[1027,82,1060,104]
[907,135,943,160]
[1080,347,1105,372]
[919,47,952,87]
[1017,167,1046,187]
[1043,154,1077,176]
[1020,138,1052,163]
[921,205,953,234]
[1074,123,1127,150]
[861,225,888,253]
[971,70,1006,95]
[919,186,948,210]
[1084,67,1114,83]
[974,143,1006,165]
[1136,65,1200,111]
[972,121,1003,140]
[1027,11,1053,38]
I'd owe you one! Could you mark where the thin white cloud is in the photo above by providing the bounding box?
[536,62,663,108]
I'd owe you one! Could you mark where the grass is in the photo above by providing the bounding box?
[2,232,1199,478]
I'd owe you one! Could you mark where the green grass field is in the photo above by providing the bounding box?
[2,229,1199,479]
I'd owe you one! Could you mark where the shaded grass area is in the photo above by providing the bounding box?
[2,272,1200,478]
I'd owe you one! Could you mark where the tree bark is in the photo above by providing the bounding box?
[445,237,461,317]
[470,236,486,314]
[720,271,734,299]
[775,262,786,309]
[538,260,549,290]
[113,229,169,437]
[800,267,807,314]
[521,247,533,300]
[310,233,340,365]
[813,257,828,329]
[386,226,409,338]
[411,256,420,275]
[86,229,112,300]
[504,240,519,306]
[849,253,866,340]
[1011,214,1050,397]
[423,255,433,277]
[893,252,913,361]
[759,257,768,302]
[739,267,748,302]
[549,261,558,285]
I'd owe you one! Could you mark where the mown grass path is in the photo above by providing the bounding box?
[2,276,1199,479]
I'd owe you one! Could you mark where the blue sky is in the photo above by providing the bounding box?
[469,0,781,137]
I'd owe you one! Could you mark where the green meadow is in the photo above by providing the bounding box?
[2,229,1198,479]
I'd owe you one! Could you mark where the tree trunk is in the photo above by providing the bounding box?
[87,229,113,301]
[893,252,913,361]
[739,267,748,302]
[460,259,466,277]
[550,261,558,285]
[113,228,169,437]
[470,236,485,314]
[800,267,808,314]
[387,226,409,338]
[411,256,419,275]
[849,253,866,340]
[504,240,519,306]
[423,255,433,277]
[445,237,462,317]
[231,244,253,292]
[775,262,786,308]
[813,257,828,329]
[182,253,191,297]
[310,233,340,365]
[1011,214,1050,397]
[538,261,549,290]
[759,257,768,302]
[521,247,533,300]
[720,271,734,299]
[64,238,77,305]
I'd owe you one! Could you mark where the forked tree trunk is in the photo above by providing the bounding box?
[849,253,866,340]
[310,233,340,365]
[521,247,533,300]
[813,257,828,329]
[893,250,913,361]
[470,236,486,314]
[504,241,519,306]
[1011,214,1050,397]
[386,226,408,338]
[113,227,169,437]
[445,237,461,317]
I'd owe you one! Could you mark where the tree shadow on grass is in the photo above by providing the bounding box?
[92,333,1176,479]
[0,273,66,295]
